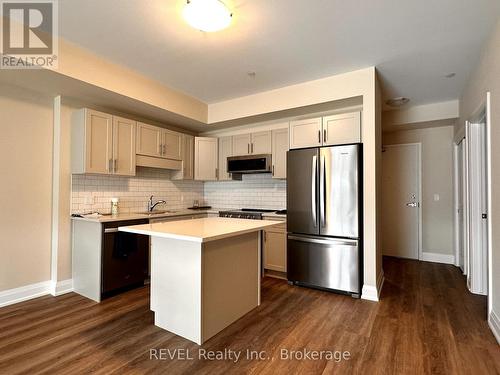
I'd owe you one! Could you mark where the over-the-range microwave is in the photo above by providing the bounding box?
[227,154,272,174]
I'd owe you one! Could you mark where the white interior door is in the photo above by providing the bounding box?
[456,140,465,272]
[382,144,421,259]
[466,119,488,295]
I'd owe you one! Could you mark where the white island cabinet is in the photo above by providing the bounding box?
[119,217,279,345]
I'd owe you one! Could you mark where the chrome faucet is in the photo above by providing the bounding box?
[148,195,166,212]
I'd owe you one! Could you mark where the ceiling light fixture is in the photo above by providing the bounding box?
[386,97,410,107]
[183,0,232,32]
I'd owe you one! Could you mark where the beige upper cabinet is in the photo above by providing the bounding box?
[163,129,182,160]
[289,117,322,149]
[72,109,136,176]
[194,137,218,181]
[289,112,361,149]
[172,134,194,180]
[136,122,162,158]
[231,131,272,156]
[322,112,361,146]
[183,135,194,179]
[218,136,233,181]
[112,116,136,176]
[272,128,289,179]
[136,123,182,160]
[251,131,272,154]
[232,133,251,156]
[84,109,113,174]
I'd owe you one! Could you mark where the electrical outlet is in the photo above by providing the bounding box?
[433,194,440,202]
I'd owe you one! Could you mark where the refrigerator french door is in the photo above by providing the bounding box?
[287,144,362,297]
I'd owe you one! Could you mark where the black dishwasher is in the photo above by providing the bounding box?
[101,219,149,298]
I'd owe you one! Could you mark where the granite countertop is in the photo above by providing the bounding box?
[71,208,287,223]
[71,208,221,223]
[119,217,281,243]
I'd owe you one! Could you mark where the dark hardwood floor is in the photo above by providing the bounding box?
[0,257,499,374]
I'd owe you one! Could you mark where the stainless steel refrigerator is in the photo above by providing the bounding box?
[287,144,362,297]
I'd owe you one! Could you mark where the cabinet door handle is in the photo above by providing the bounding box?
[215,168,219,179]
[108,159,113,172]
[251,143,254,154]
[162,144,166,155]
[318,130,321,143]
[272,165,275,176]
[264,231,267,242]
[324,129,327,143]
[247,143,250,154]
[114,159,117,172]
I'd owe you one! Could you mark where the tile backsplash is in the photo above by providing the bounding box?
[71,170,286,214]
[204,174,286,210]
[71,168,204,214]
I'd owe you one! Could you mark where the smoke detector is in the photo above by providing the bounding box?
[386,97,410,107]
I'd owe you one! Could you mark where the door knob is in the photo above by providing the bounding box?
[406,202,418,207]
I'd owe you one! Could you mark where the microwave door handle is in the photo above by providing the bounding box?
[312,155,317,227]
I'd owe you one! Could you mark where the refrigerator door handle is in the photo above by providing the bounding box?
[320,154,326,227]
[312,155,317,227]
[288,235,358,247]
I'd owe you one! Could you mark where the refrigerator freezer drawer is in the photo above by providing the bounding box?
[287,235,360,294]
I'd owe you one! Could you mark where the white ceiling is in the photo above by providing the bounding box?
[58,0,500,107]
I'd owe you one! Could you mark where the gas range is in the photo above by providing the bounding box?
[219,208,277,220]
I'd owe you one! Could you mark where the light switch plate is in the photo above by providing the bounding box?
[433,194,440,201]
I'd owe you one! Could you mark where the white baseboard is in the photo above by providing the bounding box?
[50,279,74,296]
[0,281,52,308]
[0,279,74,308]
[488,310,500,345]
[361,269,385,302]
[421,252,455,265]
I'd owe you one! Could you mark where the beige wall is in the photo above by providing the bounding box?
[56,103,77,281]
[457,19,500,315]
[375,75,383,284]
[56,40,208,124]
[0,87,54,290]
[383,125,455,255]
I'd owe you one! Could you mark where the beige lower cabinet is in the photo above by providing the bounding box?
[263,222,287,273]
[194,137,218,181]
[172,134,194,180]
[72,108,136,176]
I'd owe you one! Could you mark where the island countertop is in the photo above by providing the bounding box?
[119,217,282,243]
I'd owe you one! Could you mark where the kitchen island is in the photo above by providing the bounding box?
[119,217,280,344]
